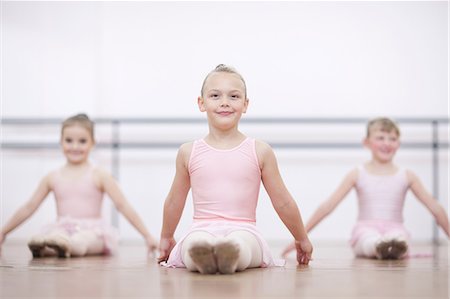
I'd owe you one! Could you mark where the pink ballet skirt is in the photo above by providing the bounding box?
[40,216,119,255]
[161,220,285,268]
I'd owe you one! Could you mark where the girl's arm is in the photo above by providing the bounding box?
[0,174,51,253]
[158,143,192,263]
[305,168,358,232]
[407,170,450,237]
[281,168,357,256]
[257,140,312,265]
[98,169,158,253]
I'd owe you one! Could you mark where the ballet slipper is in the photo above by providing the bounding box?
[375,238,408,260]
[45,234,71,258]
[214,239,240,274]
[27,235,46,258]
[188,241,217,274]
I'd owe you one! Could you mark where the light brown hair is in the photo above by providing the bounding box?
[200,64,247,98]
[61,113,95,141]
[366,117,400,137]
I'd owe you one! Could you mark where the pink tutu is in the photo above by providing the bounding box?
[40,216,119,255]
[350,220,410,247]
[162,220,285,268]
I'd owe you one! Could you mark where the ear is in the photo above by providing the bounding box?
[362,137,369,148]
[197,96,206,112]
[243,98,249,113]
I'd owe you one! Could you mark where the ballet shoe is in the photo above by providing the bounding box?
[214,240,240,274]
[375,239,408,260]
[388,239,408,259]
[188,241,217,274]
[27,236,46,258]
[44,234,71,258]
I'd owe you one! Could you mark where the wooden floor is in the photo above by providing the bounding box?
[0,242,448,299]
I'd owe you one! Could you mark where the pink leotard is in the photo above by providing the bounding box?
[52,166,103,218]
[41,165,118,254]
[351,166,410,246]
[189,138,261,222]
[355,166,409,222]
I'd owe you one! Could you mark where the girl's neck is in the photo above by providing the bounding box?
[365,160,398,175]
[64,160,91,170]
[204,130,246,150]
[60,161,92,179]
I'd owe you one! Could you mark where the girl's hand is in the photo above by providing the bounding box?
[281,241,296,258]
[157,237,176,264]
[295,239,313,265]
[145,235,159,257]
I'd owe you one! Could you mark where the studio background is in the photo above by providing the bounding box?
[1,1,448,245]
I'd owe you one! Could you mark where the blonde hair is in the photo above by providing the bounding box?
[200,64,247,97]
[366,117,400,137]
[61,113,95,141]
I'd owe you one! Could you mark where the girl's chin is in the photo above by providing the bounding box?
[66,158,88,164]
[376,157,394,163]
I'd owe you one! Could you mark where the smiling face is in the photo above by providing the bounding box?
[364,128,400,163]
[198,71,249,131]
[61,124,95,165]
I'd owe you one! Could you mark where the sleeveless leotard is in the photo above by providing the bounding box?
[190,138,261,222]
[164,138,283,268]
[351,166,410,245]
[40,165,118,254]
[356,166,409,222]
[53,166,103,218]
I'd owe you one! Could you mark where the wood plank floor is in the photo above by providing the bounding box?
[0,242,448,298]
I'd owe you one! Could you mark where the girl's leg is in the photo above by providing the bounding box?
[181,231,217,274]
[69,230,104,257]
[352,230,382,258]
[216,230,263,274]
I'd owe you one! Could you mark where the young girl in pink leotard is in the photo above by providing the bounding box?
[282,117,449,259]
[157,64,312,274]
[0,114,158,258]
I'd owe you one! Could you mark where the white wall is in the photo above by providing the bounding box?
[1,1,448,244]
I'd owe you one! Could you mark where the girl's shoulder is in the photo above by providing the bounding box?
[404,168,419,185]
[91,165,112,182]
[344,167,360,184]
[173,141,194,170]
[254,139,275,169]
[179,141,194,160]
[46,167,63,189]
[254,139,272,155]
[179,141,194,153]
